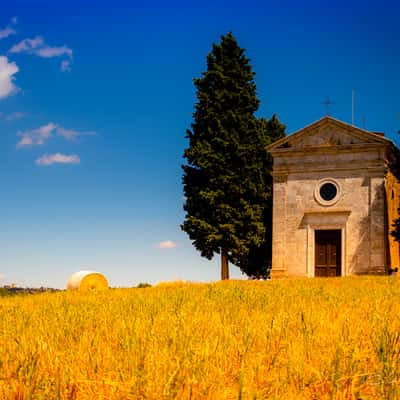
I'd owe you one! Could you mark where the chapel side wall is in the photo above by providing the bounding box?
[385,171,400,269]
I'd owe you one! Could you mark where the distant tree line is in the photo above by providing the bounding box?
[0,286,60,296]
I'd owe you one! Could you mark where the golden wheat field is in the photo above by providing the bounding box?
[1,277,400,400]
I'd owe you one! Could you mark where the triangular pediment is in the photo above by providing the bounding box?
[267,116,392,152]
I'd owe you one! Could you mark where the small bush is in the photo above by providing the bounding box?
[0,288,12,297]
[136,282,152,288]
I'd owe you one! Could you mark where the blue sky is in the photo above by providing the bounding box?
[0,0,399,288]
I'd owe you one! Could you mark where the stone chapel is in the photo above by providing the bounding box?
[267,116,400,278]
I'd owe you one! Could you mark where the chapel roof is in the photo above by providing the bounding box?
[267,116,394,152]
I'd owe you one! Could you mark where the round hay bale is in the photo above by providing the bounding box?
[67,270,108,291]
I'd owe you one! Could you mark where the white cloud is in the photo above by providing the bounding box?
[16,123,95,148]
[0,17,17,40]
[56,126,95,140]
[0,26,16,40]
[9,35,73,70]
[10,36,72,59]
[0,56,19,99]
[56,126,78,140]
[9,36,43,53]
[37,45,72,58]
[0,111,25,121]
[158,240,177,249]
[35,153,80,166]
[16,122,57,148]
[0,272,4,281]
[61,60,71,72]
[6,111,25,121]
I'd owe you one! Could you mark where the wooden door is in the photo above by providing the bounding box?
[315,230,341,277]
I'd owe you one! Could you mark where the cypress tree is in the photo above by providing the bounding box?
[181,33,285,279]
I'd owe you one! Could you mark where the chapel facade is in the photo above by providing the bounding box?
[267,116,400,278]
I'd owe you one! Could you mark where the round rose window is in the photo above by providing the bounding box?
[314,179,341,206]
[319,182,337,201]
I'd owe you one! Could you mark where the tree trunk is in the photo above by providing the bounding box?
[221,249,229,280]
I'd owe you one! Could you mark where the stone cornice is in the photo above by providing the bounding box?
[272,165,386,175]
[269,142,388,157]
[303,208,351,215]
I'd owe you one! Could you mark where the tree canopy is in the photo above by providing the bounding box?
[181,32,285,279]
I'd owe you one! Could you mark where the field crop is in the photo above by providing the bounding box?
[0,277,399,399]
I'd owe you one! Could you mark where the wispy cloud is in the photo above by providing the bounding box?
[0,272,4,281]
[0,111,25,121]
[0,56,19,99]
[0,17,17,40]
[16,122,57,148]
[0,26,16,40]
[61,60,71,72]
[10,36,72,58]
[37,45,72,58]
[9,35,73,71]
[9,35,43,54]
[57,126,95,140]
[35,153,80,166]
[16,123,96,148]
[157,241,177,249]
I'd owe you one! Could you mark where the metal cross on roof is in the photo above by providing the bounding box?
[322,96,335,116]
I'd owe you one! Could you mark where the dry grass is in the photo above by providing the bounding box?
[1,277,399,399]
